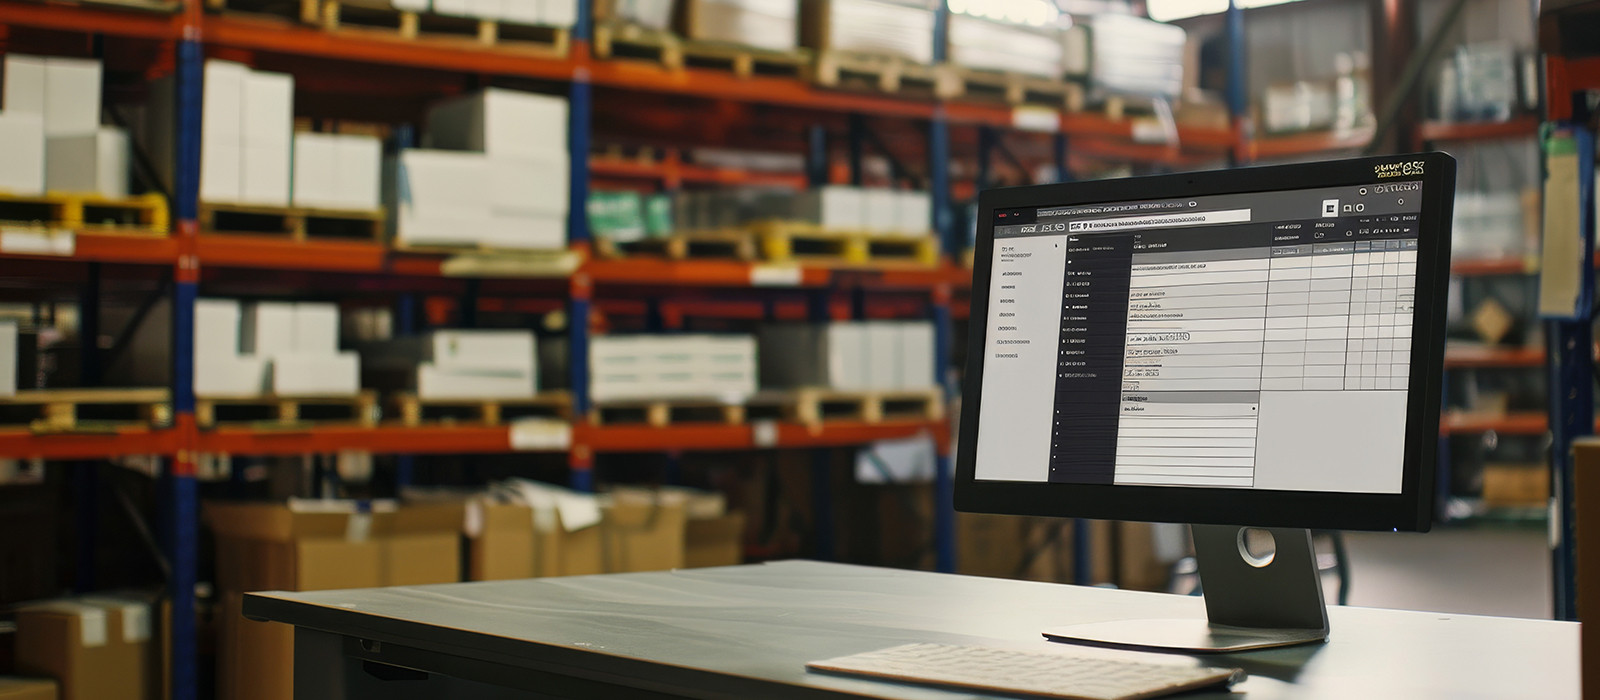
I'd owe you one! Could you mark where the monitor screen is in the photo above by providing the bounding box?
[977,182,1421,493]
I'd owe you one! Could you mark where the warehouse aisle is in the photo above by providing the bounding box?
[1338,527,1550,619]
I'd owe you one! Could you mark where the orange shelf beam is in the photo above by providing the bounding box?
[0,0,182,40]
[579,418,943,452]
[1451,257,1535,276]
[1417,117,1540,143]
[196,424,516,456]
[1443,347,1545,369]
[1250,128,1372,160]
[196,235,390,272]
[0,428,178,460]
[1441,411,1549,436]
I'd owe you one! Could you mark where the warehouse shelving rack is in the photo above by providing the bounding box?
[0,0,1567,694]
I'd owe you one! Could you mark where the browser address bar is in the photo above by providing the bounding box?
[1068,208,1251,233]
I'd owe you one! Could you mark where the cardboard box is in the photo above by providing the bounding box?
[503,0,540,23]
[0,113,46,195]
[682,0,799,52]
[468,502,537,581]
[684,512,744,568]
[895,190,931,234]
[865,322,899,390]
[269,352,360,396]
[0,678,57,700]
[45,128,129,197]
[293,302,341,354]
[391,149,492,217]
[1481,463,1548,508]
[337,135,383,210]
[217,592,293,700]
[14,600,148,700]
[541,0,577,26]
[3,54,47,115]
[897,321,936,389]
[200,61,247,202]
[205,500,464,593]
[42,58,101,138]
[417,364,536,399]
[601,489,687,572]
[291,132,339,209]
[242,71,293,143]
[489,157,569,216]
[425,88,568,159]
[195,354,269,397]
[200,132,243,203]
[863,188,898,234]
[241,141,291,206]
[429,329,536,373]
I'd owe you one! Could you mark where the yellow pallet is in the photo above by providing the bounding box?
[752,221,940,267]
[0,388,172,433]
[0,191,169,234]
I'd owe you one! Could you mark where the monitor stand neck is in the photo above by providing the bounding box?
[1041,525,1329,654]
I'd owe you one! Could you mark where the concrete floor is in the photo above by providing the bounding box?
[1332,526,1552,619]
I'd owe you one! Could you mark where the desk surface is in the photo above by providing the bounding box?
[246,560,1578,700]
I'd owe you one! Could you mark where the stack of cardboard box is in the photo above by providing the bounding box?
[195,299,359,397]
[803,0,938,65]
[947,2,1064,78]
[758,321,936,391]
[13,594,161,700]
[0,54,126,199]
[680,0,799,52]
[206,499,464,700]
[290,132,382,211]
[356,329,538,398]
[590,334,758,403]
[389,88,569,250]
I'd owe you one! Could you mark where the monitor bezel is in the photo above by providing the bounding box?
[955,152,1455,532]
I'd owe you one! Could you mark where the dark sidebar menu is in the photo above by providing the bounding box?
[1047,232,1135,484]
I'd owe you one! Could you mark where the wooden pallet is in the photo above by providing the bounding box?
[940,66,1085,109]
[809,51,949,97]
[752,221,940,267]
[678,40,810,79]
[0,388,172,433]
[0,191,169,235]
[199,202,384,241]
[595,231,756,261]
[317,0,570,57]
[588,397,746,427]
[196,391,379,428]
[207,0,319,22]
[752,388,944,426]
[394,391,572,426]
[593,21,683,69]
[24,0,180,13]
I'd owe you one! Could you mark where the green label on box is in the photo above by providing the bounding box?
[588,191,646,242]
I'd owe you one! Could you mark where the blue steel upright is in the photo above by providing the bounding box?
[930,0,956,573]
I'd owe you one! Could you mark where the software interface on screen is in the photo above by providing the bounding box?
[975,182,1423,493]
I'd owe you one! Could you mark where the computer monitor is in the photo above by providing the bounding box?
[955,153,1455,652]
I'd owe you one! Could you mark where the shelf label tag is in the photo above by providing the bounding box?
[751,264,802,286]
[751,420,779,448]
[1,227,74,256]
[1012,106,1059,133]
[511,419,572,451]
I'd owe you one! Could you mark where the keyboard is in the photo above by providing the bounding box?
[806,642,1245,700]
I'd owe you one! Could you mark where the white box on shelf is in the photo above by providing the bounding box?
[241,141,292,205]
[294,303,341,354]
[429,330,536,374]
[502,0,540,23]
[202,60,248,137]
[46,127,130,197]
[3,54,46,115]
[490,157,569,216]
[897,321,935,389]
[270,352,360,396]
[470,0,506,19]
[291,132,340,209]
[686,0,798,52]
[795,186,865,230]
[863,188,898,235]
[895,190,930,234]
[195,298,243,361]
[416,364,536,398]
[483,211,567,249]
[200,135,243,203]
[43,57,102,137]
[425,88,568,159]
[241,302,297,357]
[432,0,472,16]
[391,150,492,217]
[0,113,45,196]
[0,320,17,398]
[824,322,869,391]
[337,135,383,210]
[392,0,430,10]
[196,354,270,397]
[865,322,899,390]
[540,0,577,27]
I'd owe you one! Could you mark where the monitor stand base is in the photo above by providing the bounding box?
[1042,525,1330,654]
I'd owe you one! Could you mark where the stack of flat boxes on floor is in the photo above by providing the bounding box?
[145,60,382,211]
[0,54,129,199]
[194,299,358,397]
[208,499,464,700]
[390,87,569,250]
[8,593,163,700]
[759,321,936,393]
